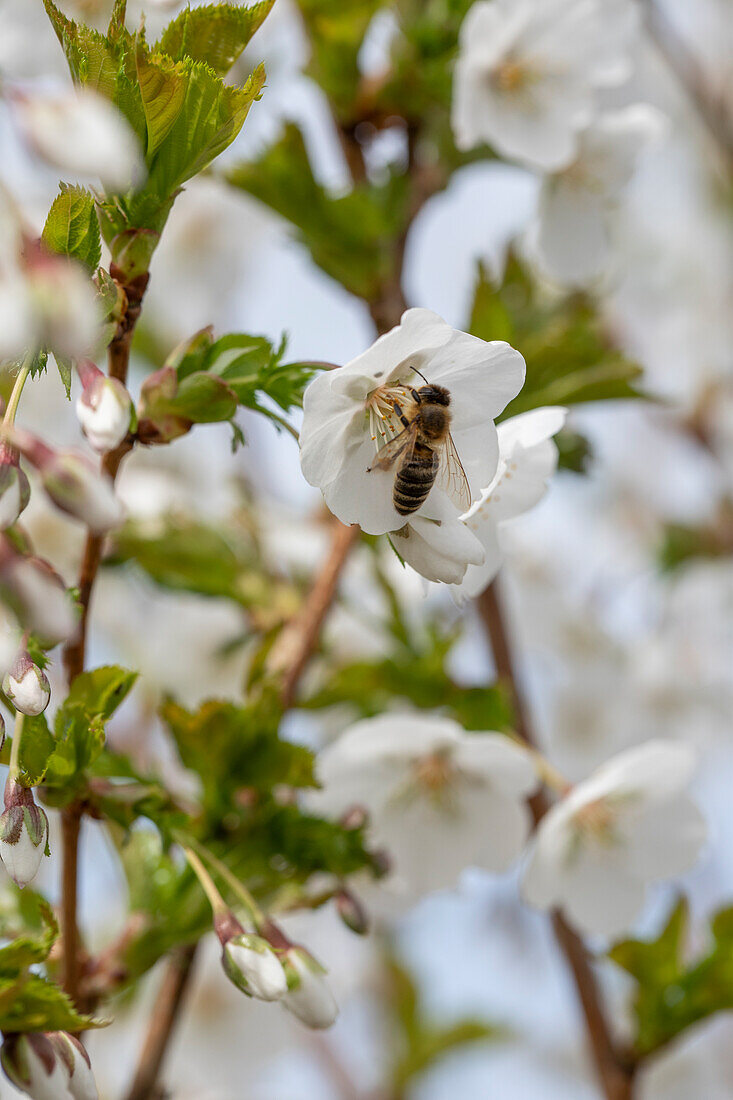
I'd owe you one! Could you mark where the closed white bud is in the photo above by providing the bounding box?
[220,932,288,1002]
[0,546,77,648]
[7,429,125,534]
[0,445,30,529]
[0,778,49,888]
[1,1032,70,1099]
[3,654,50,716]
[49,1033,98,1100]
[76,361,132,453]
[282,947,338,1029]
[1,1031,98,1100]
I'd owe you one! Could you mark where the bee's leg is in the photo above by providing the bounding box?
[391,399,412,430]
[409,387,421,404]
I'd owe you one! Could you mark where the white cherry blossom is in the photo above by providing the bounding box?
[299,308,525,549]
[522,741,707,937]
[314,714,539,895]
[452,0,638,170]
[532,105,667,284]
[13,87,145,192]
[221,934,288,1002]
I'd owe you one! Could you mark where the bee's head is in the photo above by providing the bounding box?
[417,384,450,407]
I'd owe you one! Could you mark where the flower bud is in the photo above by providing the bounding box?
[1,1032,71,1099]
[0,542,76,647]
[335,889,369,936]
[26,251,100,361]
[75,360,132,454]
[7,429,124,534]
[0,778,49,888]
[214,911,287,1002]
[3,653,50,716]
[281,947,339,1029]
[0,444,30,529]
[48,1032,98,1100]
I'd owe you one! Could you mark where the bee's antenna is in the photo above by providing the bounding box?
[410,366,430,385]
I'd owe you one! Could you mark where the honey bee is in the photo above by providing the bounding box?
[366,375,471,516]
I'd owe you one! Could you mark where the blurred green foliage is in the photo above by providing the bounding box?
[610,898,733,1055]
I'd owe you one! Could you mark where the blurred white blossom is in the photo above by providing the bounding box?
[13,86,145,191]
[452,0,638,170]
[523,740,707,936]
[533,105,667,284]
[315,714,538,895]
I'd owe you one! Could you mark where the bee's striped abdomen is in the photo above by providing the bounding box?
[393,442,439,516]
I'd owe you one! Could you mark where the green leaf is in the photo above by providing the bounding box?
[609,898,733,1054]
[137,365,238,443]
[157,1,275,76]
[42,185,101,272]
[18,714,56,787]
[0,901,58,975]
[135,44,188,158]
[54,355,73,400]
[198,331,315,414]
[226,123,411,300]
[468,257,647,419]
[43,666,137,791]
[161,696,316,813]
[0,973,102,1034]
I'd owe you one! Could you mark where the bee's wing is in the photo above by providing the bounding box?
[436,432,472,513]
[367,421,418,472]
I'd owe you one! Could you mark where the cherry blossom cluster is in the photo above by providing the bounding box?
[452,0,666,284]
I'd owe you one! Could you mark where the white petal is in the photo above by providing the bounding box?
[624,799,707,880]
[497,407,568,453]
[428,335,526,430]
[332,308,455,394]
[535,175,611,284]
[590,740,698,803]
[560,851,647,937]
[452,732,539,797]
[399,493,486,584]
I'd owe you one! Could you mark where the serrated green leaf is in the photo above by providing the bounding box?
[17,714,56,787]
[54,355,73,400]
[0,901,58,975]
[27,349,48,381]
[42,185,101,272]
[65,665,138,721]
[158,1,275,76]
[226,123,411,299]
[468,257,648,419]
[136,44,188,158]
[0,972,103,1033]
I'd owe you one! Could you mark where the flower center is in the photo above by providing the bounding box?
[492,59,531,94]
[365,382,413,453]
[413,751,454,793]
[574,797,617,844]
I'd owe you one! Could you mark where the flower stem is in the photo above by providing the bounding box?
[477,578,637,1100]
[8,711,24,781]
[179,843,228,918]
[182,835,263,928]
[2,351,33,430]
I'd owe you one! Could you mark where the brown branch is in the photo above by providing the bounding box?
[59,268,147,1010]
[268,521,361,708]
[642,0,733,177]
[477,579,636,1100]
[123,944,198,1100]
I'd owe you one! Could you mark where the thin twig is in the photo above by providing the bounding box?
[59,267,147,1008]
[123,944,198,1100]
[268,521,361,708]
[477,580,636,1100]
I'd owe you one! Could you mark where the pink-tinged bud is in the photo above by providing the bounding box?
[281,947,339,1029]
[48,1033,98,1100]
[335,889,369,936]
[1,1031,98,1100]
[75,360,132,454]
[0,541,77,647]
[3,653,50,716]
[214,911,288,1002]
[1,1032,70,1099]
[0,778,49,888]
[7,429,124,534]
[339,805,369,831]
[0,443,30,529]
[26,251,100,361]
